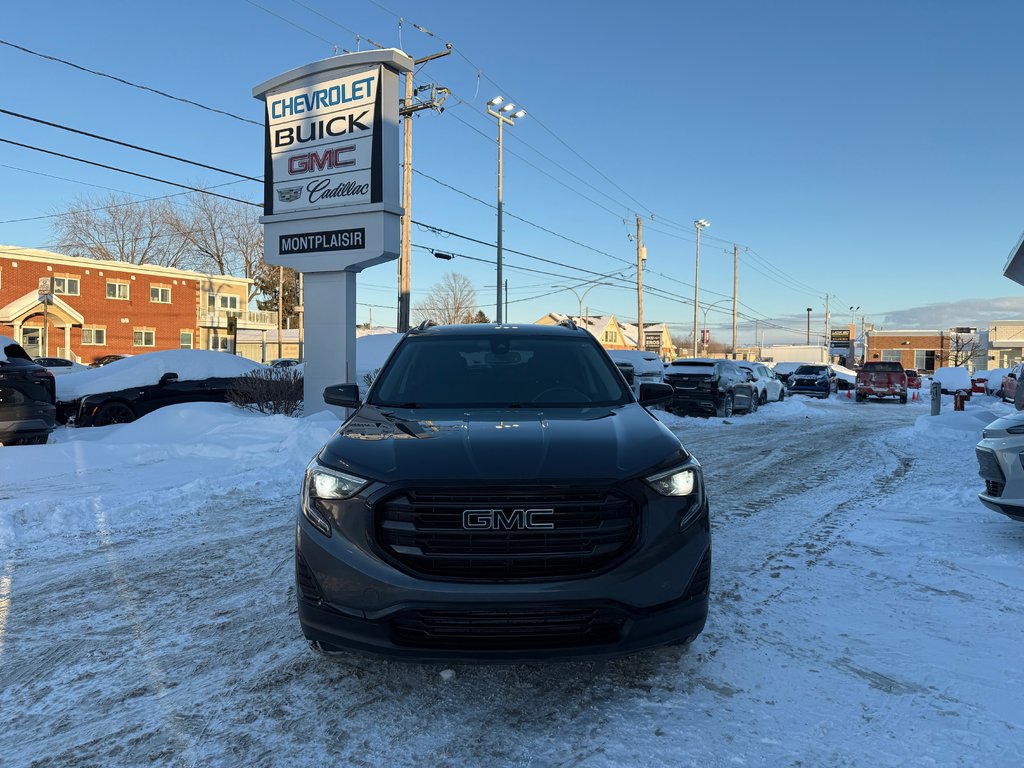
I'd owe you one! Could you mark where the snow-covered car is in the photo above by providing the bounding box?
[55,349,266,427]
[787,364,837,399]
[976,411,1024,522]
[831,364,857,391]
[983,367,1009,395]
[905,368,923,389]
[738,361,784,404]
[933,366,972,398]
[607,349,664,398]
[771,361,812,384]
[33,356,90,376]
[88,354,131,367]
[1,335,56,445]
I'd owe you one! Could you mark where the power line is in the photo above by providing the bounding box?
[0,39,261,127]
[0,109,262,183]
[0,162,138,196]
[0,138,260,206]
[243,0,343,52]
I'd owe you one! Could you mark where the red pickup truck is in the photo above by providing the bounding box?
[856,361,909,404]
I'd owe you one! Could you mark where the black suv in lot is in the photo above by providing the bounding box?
[297,322,711,661]
[1,335,56,445]
[664,358,758,417]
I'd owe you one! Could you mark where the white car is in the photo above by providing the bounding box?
[32,356,90,376]
[738,361,785,404]
[977,411,1024,522]
[607,349,664,398]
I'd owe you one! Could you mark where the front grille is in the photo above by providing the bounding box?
[976,448,1005,484]
[390,605,625,649]
[986,479,1005,498]
[377,487,638,580]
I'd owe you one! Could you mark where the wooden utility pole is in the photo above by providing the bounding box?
[397,46,452,333]
[636,215,644,350]
[732,245,738,359]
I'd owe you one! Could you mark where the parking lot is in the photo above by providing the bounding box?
[2,393,1021,767]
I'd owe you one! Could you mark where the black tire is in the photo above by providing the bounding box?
[759,390,768,405]
[900,393,908,404]
[855,391,866,402]
[93,401,136,427]
[716,393,734,418]
[748,392,759,413]
[777,388,785,402]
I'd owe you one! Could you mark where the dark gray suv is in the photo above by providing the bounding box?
[296,322,711,661]
[1,335,56,445]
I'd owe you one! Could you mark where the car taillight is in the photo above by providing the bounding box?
[31,369,56,399]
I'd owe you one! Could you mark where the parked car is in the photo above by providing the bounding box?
[905,368,923,389]
[771,361,811,384]
[1000,364,1023,402]
[1,335,56,445]
[976,411,1024,522]
[33,356,90,376]
[607,349,664,399]
[299,322,709,660]
[787,364,837,399]
[933,366,972,399]
[269,358,302,368]
[738,361,785,404]
[665,358,758,417]
[89,354,130,368]
[984,367,1010,396]
[831,364,857,391]
[613,360,635,388]
[855,361,908,403]
[56,349,266,427]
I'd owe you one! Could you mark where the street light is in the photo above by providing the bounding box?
[692,219,710,356]
[486,96,526,324]
[555,282,610,329]
[700,299,731,356]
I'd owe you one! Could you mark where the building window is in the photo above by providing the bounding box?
[915,350,937,372]
[82,327,106,345]
[133,329,155,347]
[208,292,240,312]
[53,277,80,296]
[603,330,617,343]
[150,286,171,303]
[209,335,230,351]
[881,350,902,362]
[106,282,129,300]
[180,331,193,349]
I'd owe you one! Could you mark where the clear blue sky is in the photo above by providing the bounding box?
[3,0,1023,343]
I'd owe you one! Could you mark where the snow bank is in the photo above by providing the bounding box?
[0,402,339,546]
[933,366,972,391]
[55,350,266,400]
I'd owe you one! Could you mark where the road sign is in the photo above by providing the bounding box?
[38,277,53,296]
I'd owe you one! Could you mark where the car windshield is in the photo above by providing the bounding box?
[794,365,826,375]
[369,335,632,408]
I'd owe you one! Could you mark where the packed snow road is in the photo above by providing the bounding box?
[1,395,1022,767]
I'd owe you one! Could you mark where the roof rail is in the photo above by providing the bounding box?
[409,319,437,334]
[557,318,578,331]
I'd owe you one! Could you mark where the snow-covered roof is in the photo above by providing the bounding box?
[56,350,266,400]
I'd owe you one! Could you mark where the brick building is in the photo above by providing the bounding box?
[0,246,274,363]
[864,329,949,374]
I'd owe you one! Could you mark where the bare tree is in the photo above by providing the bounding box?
[53,194,190,267]
[949,332,982,367]
[413,272,479,325]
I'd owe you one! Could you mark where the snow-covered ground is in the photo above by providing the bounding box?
[1,391,1022,766]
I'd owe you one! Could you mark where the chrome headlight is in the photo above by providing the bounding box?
[300,461,369,537]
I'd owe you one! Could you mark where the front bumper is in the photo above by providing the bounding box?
[788,383,830,398]
[296,485,711,661]
[976,440,1024,522]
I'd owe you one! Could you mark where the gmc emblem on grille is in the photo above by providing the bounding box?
[462,508,554,530]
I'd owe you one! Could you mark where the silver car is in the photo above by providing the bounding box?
[976,411,1024,522]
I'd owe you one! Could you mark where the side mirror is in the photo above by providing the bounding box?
[323,383,361,409]
[159,372,178,385]
[639,382,673,406]
[1009,373,1018,380]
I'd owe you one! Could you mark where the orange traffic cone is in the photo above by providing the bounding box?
[912,390,917,401]
[846,389,851,399]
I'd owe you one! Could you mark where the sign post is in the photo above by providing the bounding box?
[254,50,413,414]
[37,277,53,358]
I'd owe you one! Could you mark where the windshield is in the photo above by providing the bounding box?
[794,365,827,375]
[369,335,632,408]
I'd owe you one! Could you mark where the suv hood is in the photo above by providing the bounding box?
[317,402,687,484]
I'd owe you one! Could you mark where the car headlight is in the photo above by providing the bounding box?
[300,462,369,537]
[645,465,697,496]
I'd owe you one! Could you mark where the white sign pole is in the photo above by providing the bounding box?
[254,50,413,415]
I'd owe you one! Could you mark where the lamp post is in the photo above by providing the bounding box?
[556,283,609,328]
[692,219,710,356]
[485,96,526,324]
[806,307,812,345]
[700,299,731,356]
